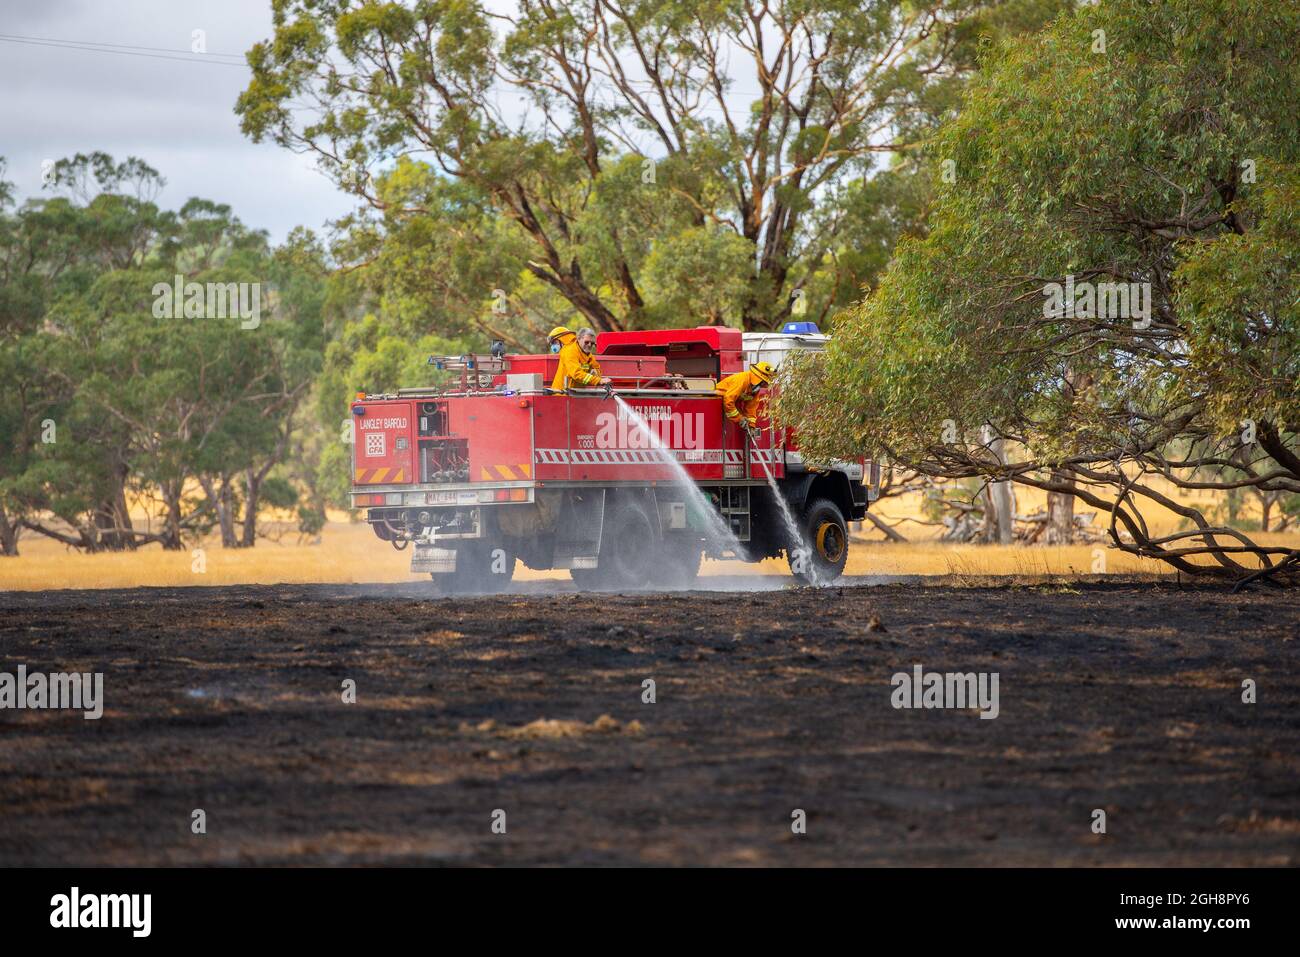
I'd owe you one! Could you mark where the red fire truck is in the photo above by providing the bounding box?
[350,324,879,591]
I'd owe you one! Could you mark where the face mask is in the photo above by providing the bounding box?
[550,343,561,353]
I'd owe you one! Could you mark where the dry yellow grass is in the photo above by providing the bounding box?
[0,519,799,591]
[0,520,428,591]
[854,541,1154,577]
[867,473,1286,540]
[859,478,1298,577]
[1,479,1295,591]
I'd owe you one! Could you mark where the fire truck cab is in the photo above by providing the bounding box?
[350,323,879,592]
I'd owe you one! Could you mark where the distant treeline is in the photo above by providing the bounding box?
[0,153,337,554]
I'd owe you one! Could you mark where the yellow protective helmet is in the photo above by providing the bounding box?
[750,361,776,385]
[547,325,573,341]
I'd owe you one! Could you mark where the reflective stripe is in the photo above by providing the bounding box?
[533,448,780,466]
[480,464,532,481]
[354,466,406,484]
[535,448,728,464]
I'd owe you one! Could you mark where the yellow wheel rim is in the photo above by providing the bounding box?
[815,521,845,563]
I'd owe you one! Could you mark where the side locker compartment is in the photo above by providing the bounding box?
[354,400,415,485]
[531,394,571,482]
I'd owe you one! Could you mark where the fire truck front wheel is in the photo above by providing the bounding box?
[790,497,850,584]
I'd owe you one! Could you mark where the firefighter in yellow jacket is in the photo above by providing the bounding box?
[716,361,776,434]
[549,326,611,391]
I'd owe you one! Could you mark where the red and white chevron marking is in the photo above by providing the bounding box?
[533,448,780,465]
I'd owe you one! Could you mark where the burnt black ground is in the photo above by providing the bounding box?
[0,580,1297,866]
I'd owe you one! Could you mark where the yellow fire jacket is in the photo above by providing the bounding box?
[551,333,603,391]
[715,369,766,425]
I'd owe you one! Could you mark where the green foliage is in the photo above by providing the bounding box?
[779,0,1300,577]
[1176,168,1300,432]
[0,154,329,551]
[642,226,754,327]
[784,0,1300,463]
[238,0,1071,335]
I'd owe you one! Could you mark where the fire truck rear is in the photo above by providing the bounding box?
[350,324,879,591]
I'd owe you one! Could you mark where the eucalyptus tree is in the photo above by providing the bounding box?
[238,0,1066,338]
[779,0,1300,583]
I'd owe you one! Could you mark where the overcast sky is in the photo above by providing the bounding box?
[0,0,356,243]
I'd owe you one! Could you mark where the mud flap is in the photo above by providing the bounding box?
[552,489,605,569]
[410,544,457,574]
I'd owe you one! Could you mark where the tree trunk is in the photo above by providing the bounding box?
[161,481,184,550]
[94,462,136,550]
[239,400,299,549]
[218,481,238,548]
[93,504,127,550]
[0,504,19,556]
[241,467,261,548]
[989,437,1015,544]
[199,475,239,548]
[993,483,1016,544]
[978,484,997,542]
[1257,420,1300,478]
[1044,470,1076,544]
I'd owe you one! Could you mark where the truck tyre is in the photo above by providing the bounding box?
[588,499,657,590]
[789,497,849,584]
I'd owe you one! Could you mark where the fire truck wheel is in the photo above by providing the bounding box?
[790,498,849,584]
[594,500,658,589]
